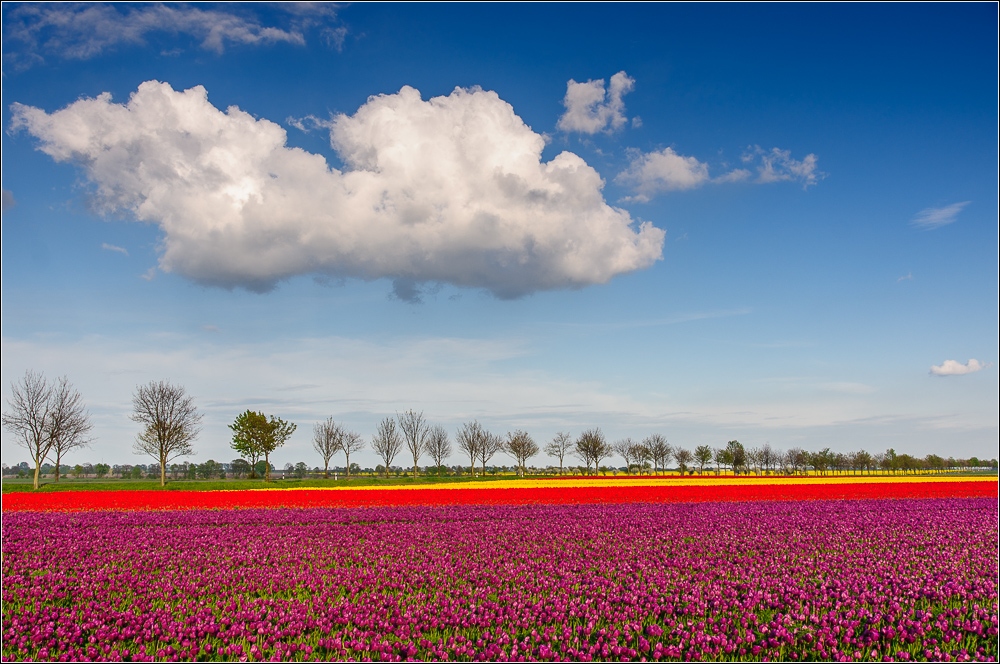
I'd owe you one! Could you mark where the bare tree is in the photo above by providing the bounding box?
[341,430,365,478]
[313,417,343,479]
[504,430,539,477]
[644,434,672,475]
[47,377,93,482]
[759,443,776,475]
[575,428,610,475]
[693,445,713,475]
[479,430,504,476]
[425,425,452,476]
[397,410,429,478]
[544,432,573,475]
[785,447,807,475]
[131,380,202,486]
[456,421,485,477]
[3,370,54,490]
[612,438,636,475]
[371,417,402,477]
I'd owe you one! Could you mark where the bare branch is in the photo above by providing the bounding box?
[131,380,202,486]
[371,417,402,477]
[47,376,93,482]
[425,425,452,476]
[313,416,343,478]
[2,370,55,489]
[397,409,429,478]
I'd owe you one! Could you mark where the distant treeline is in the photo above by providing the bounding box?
[4,372,997,489]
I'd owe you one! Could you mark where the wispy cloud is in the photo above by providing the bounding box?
[896,272,913,283]
[911,202,970,230]
[616,145,822,201]
[2,3,343,69]
[140,267,156,281]
[740,146,823,188]
[557,71,635,135]
[1,189,15,212]
[930,359,987,376]
[101,242,128,256]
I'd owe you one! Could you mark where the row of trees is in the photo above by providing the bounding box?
[5,372,997,490]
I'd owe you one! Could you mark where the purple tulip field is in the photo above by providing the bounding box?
[2,498,997,662]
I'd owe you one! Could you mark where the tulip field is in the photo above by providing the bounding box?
[2,476,997,662]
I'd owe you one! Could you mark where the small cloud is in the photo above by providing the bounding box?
[896,272,913,283]
[615,147,710,201]
[286,114,333,133]
[930,359,987,376]
[557,71,635,135]
[742,146,823,188]
[202,324,221,333]
[1,188,15,212]
[631,116,643,129]
[140,267,157,281]
[911,201,969,230]
[390,279,423,304]
[101,242,129,256]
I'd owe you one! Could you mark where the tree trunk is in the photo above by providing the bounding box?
[33,463,41,490]
[414,460,418,479]
[54,451,62,482]
[264,453,271,482]
[324,461,329,479]
[160,459,166,487]
[345,454,351,478]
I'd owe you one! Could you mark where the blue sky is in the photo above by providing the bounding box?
[2,3,997,469]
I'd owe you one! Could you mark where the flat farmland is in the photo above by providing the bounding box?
[2,477,997,662]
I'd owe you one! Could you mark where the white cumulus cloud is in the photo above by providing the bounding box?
[557,71,635,135]
[615,147,710,202]
[911,202,970,230]
[930,359,987,376]
[11,81,664,299]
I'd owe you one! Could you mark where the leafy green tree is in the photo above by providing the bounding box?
[94,463,110,478]
[726,440,746,475]
[229,410,297,482]
[694,445,713,474]
[229,459,250,479]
